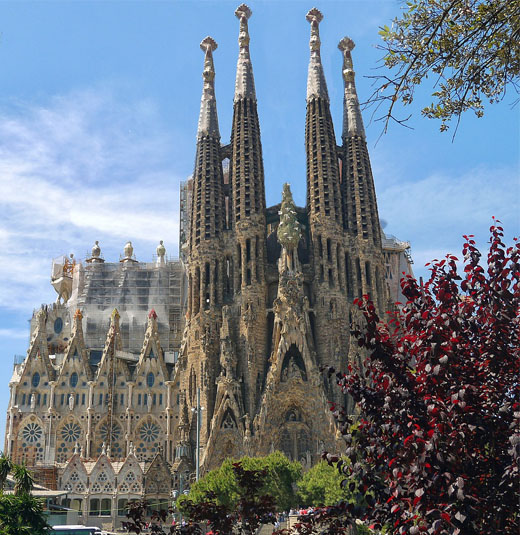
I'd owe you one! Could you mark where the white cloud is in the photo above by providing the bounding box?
[0,87,182,311]
[377,164,519,279]
[0,328,29,340]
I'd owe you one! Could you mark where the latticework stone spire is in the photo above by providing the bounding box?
[305,8,342,227]
[234,3,256,101]
[338,37,381,248]
[190,37,225,250]
[338,37,386,310]
[230,4,266,227]
[188,36,226,323]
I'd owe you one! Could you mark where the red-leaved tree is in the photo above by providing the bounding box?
[296,223,519,535]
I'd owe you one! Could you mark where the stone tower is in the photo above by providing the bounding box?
[183,35,226,448]
[338,37,387,314]
[304,9,350,407]
[178,6,389,472]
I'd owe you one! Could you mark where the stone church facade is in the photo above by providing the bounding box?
[3,5,413,530]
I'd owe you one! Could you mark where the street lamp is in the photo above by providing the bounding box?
[172,469,190,525]
[191,387,205,482]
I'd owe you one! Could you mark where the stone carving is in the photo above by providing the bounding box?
[222,411,236,430]
[68,393,74,411]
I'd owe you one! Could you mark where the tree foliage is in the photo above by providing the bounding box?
[182,463,278,535]
[0,455,50,535]
[123,462,281,535]
[295,223,519,534]
[371,0,520,133]
[180,452,301,513]
[297,460,353,507]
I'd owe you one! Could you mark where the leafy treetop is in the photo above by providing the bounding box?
[370,0,520,134]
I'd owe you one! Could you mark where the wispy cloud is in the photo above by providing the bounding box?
[377,164,519,279]
[0,87,181,311]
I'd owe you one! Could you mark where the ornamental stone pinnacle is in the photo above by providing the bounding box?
[198,36,220,139]
[338,36,366,140]
[234,4,256,102]
[277,183,301,251]
[306,8,328,101]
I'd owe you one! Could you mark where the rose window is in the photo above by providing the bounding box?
[61,423,81,443]
[96,423,123,456]
[22,423,42,444]
[99,422,121,443]
[139,422,159,442]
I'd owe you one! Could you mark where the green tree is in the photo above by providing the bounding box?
[0,454,13,492]
[371,0,520,133]
[0,455,50,535]
[298,460,351,507]
[0,492,50,535]
[180,451,301,512]
[12,463,35,496]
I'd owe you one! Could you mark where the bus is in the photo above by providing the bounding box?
[50,526,102,535]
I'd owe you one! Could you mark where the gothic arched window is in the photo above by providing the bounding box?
[146,372,155,388]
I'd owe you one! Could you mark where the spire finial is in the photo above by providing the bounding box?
[234,4,256,101]
[200,36,218,81]
[235,4,252,48]
[306,8,328,101]
[197,36,220,138]
[338,36,366,139]
[306,8,323,50]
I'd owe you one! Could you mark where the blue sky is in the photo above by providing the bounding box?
[0,0,518,443]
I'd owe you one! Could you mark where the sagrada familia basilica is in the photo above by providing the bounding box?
[3,5,413,530]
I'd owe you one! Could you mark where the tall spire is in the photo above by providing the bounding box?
[338,36,385,308]
[234,4,256,101]
[230,3,266,226]
[190,36,225,250]
[305,8,341,226]
[338,37,365,140]
[306,8,329,101]
[338,34,380,247]
[198,36,220,139]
